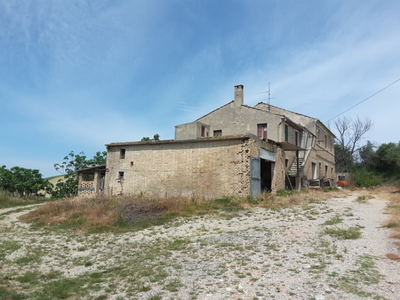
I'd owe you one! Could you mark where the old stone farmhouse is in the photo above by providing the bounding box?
[78,85,335,198]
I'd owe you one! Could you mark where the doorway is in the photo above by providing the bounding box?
[261,159,273,192]
[250,158,274,195]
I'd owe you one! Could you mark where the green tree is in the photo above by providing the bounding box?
[358,140,377,170]
[141,134,160,141]
[52,151,107,198]
[0,165,51,197]
[373,142,400,178]
[0,165,13,193]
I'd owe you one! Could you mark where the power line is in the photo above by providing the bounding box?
[326,77,400,123]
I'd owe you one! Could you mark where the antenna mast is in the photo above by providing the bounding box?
[257,82,274,111]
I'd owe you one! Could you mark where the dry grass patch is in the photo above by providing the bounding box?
[19,195,241,232]
[20,197,116,228]
[256,188,348,209]
[18,189,347,233]
[368,185,400,262]
[379,186,400,239]
[386,253,400,261]
[0,190,46,209]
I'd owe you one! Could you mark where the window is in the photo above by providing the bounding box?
[285,124,289,142]
[311,162,317,179]
[118,172,124,180]
[120,149,126,159]
[285,158,289,168]
[257,123,267,139]
[295,131,299,146]
[201,125,206,137]
[213,130,222,137]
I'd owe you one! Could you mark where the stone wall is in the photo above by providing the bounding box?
[105,137,262,199]
[175,102,285,142]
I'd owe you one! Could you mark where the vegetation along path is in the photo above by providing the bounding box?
[1,190,400,299]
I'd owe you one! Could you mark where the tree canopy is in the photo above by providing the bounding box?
[52,151,107,198]
[0,165,51,197]
[141,134,160,141]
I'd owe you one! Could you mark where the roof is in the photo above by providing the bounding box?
[176,100,303,133]
[276,142,306,151]
[106,135,252,147]
[76,165,106,174]
[256,102,336,138]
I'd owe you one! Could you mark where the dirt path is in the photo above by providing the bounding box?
[0,193,399,299]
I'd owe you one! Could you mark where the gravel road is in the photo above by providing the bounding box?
[1,192,399,299]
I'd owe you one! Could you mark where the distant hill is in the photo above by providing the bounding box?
[46,175,66,186]
[43,175,66,198]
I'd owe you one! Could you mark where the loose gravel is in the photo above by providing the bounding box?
[1,193,399,299]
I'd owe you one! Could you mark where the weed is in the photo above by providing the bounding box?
[0,240,21,260]
[276,189,297,197]
[356,195,374,203]
[334,255,385,298]
[166,239,191,251]
[323,227,362,239]
[164,279,183,292]
[17,271,40,284]
[39,277,86,299]
[383,222,399,228]
[0,287,29,300]
[84,261,93,267]
[15,247,44,265]
[323,215,343,225]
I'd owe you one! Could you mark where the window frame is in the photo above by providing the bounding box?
[257,123,268,139]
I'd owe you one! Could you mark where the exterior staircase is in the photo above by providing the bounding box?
[288,157,304,176]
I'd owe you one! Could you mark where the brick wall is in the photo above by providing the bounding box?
[105,137,261,199]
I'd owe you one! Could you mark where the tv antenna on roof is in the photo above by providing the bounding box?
[257,82,275,110]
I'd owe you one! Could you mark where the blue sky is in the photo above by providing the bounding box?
[1,0,400,177]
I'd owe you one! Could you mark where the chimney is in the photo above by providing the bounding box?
[234,85,244,107]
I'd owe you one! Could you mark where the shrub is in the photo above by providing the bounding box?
[350,169,382,187]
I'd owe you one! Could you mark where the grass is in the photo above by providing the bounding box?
[0,240,21,260]
[323,227,362,239]
[323,215,343,225]
[330,255,386,299]
[381,185,400,239]
[0,190,47,210]
[19,188,346,233]
[355,195,374,203]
